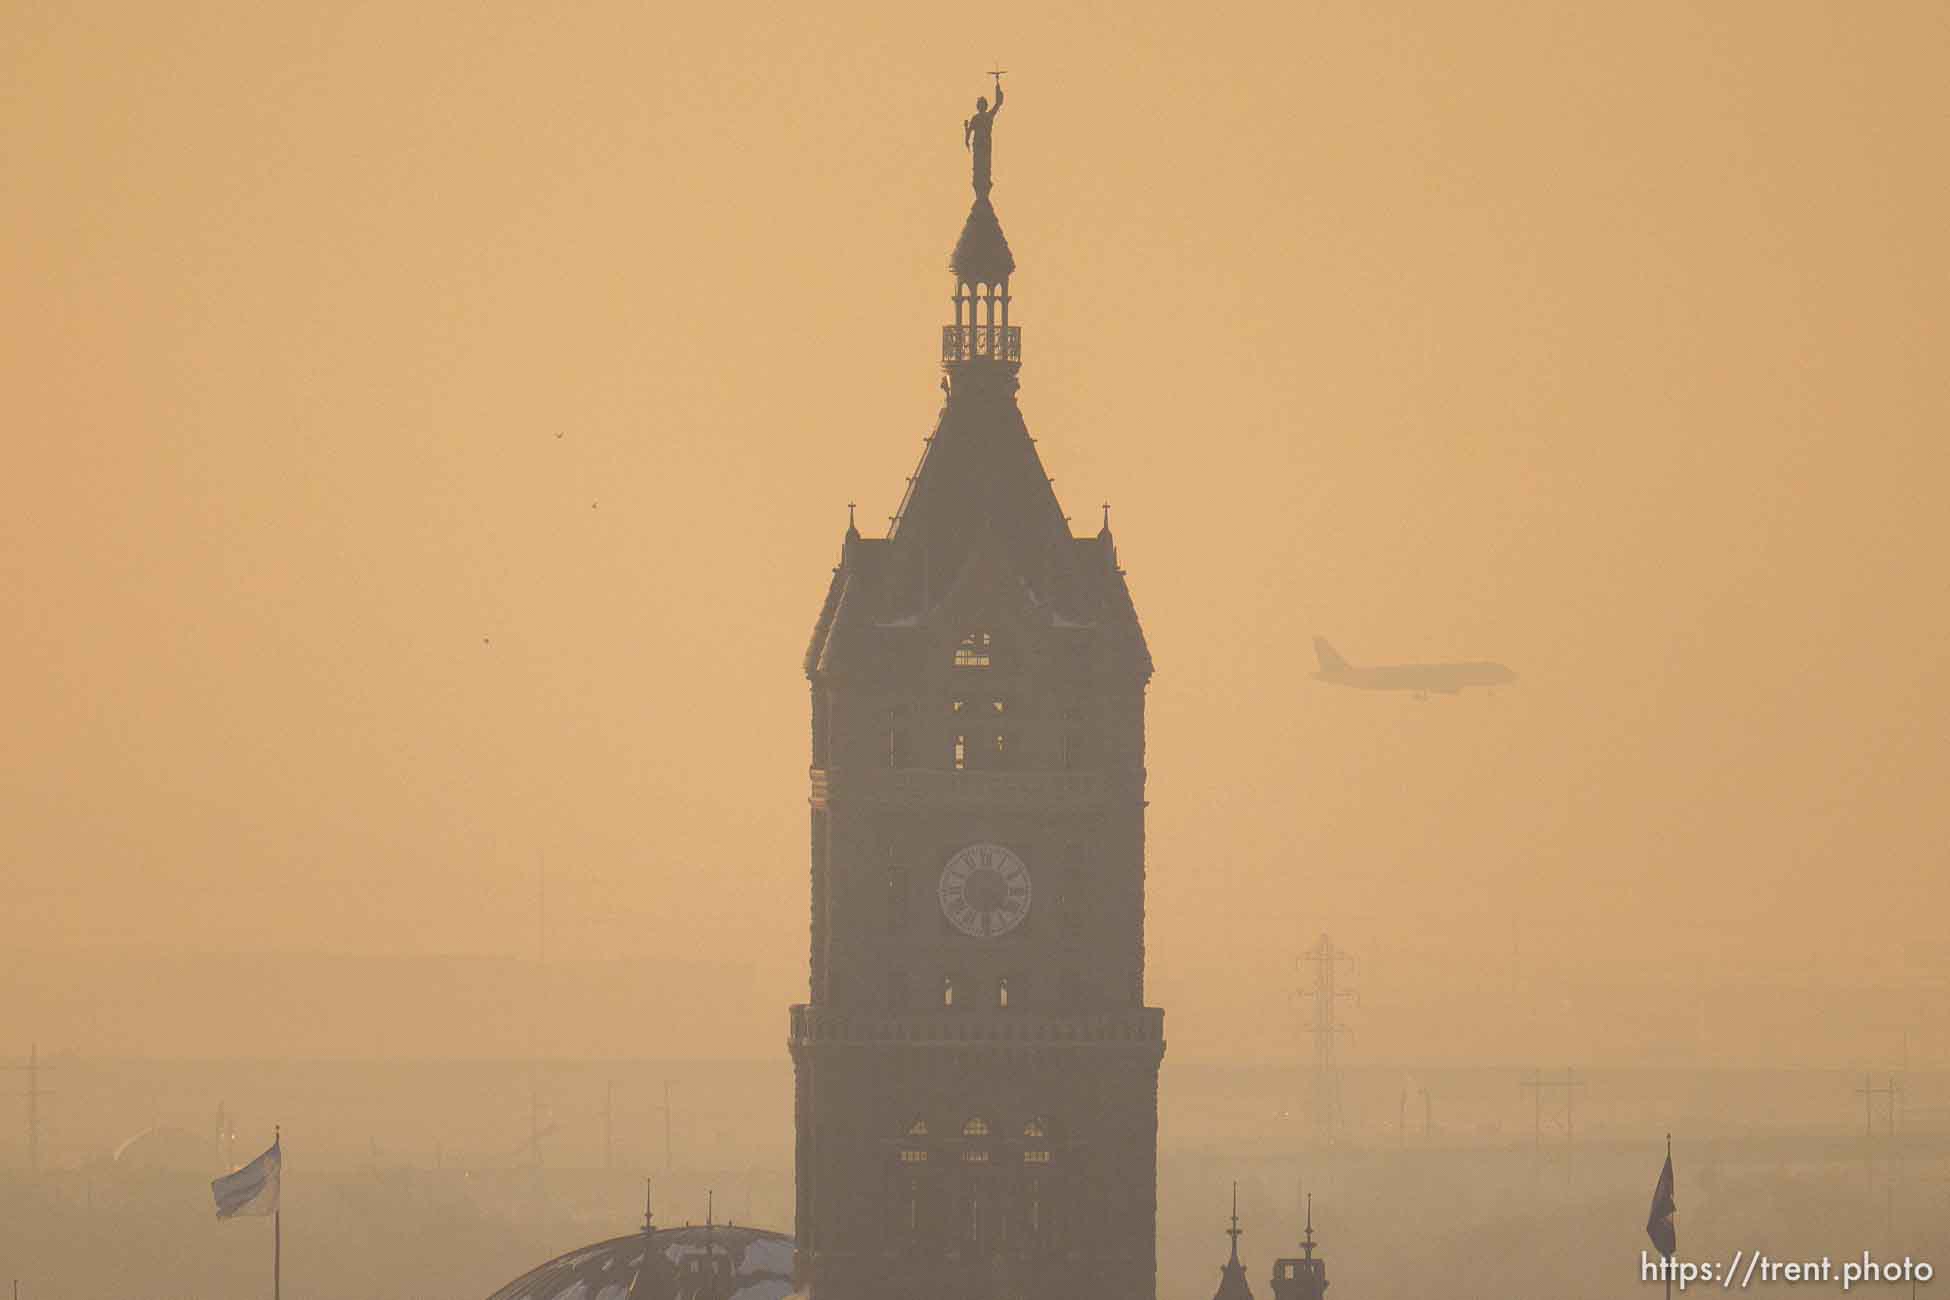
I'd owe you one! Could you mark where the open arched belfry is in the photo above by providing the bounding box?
[790,78,1163,1300]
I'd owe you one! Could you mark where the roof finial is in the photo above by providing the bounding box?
[1301,1192,1316,1259]
[643,1178,655,1233]
[1226,1180,1243,1264]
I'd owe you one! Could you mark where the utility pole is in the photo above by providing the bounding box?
[603,1080,616,1172]
[3,1044,52,1174]
[1518,1068,1584,1153]
[659,1080,674,1173]
[1299,934,1356,1143]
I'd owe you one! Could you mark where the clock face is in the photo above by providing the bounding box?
[938,842,1032,938]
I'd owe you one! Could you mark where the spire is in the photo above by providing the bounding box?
[945,75,1020,368]
[1212,1179,1257,1300]
[1270,1194,1328,1300]
[625,1178,675,1300]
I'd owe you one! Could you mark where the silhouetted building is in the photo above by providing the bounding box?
[1269,1198,1328,1300]
[1211,1185,1255,1300]
[486,1214,792,1300]
[790,82,1162,1300]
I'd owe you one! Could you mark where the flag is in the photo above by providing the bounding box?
[1645,1143,1676,1258]
[213,1136,281,1219]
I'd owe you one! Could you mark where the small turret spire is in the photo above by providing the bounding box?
[1212,1177,1258,1300]
[643,1178,655,1234]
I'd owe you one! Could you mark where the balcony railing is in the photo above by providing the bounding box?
[789,1004,1164,1051]
[809,766,1129,809]
[942,324,1022,364]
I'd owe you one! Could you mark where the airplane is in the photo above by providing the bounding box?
[1312,636,1517,697]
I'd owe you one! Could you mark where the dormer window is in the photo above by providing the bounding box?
[954,632,993,668]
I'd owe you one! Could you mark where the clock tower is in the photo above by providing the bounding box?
[790,85,1163,1300]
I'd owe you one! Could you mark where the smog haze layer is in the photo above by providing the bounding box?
[5,0,1948,1071]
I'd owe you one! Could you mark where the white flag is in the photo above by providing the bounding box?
[212,1137,280,1219]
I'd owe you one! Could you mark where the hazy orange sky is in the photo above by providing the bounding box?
[4,1,1947,1064]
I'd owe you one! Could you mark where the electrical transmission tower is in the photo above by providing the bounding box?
[1856,1074,1900,1138]
[1299,934,1356,1143]
[1518,1067,1584,1153]
[4,1044,53,1173]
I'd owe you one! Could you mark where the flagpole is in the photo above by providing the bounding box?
[1664,1133,1672,1300]
[273,1122,280,1300]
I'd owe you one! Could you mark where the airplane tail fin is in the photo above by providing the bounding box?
[1313,636,1350,673]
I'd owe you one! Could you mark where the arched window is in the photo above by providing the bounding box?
[954,632,993,668]
[906,1118,929,1138]
[942,975,957,1008]
[962,1117,990,1138]
[1023,1118,1046,1139]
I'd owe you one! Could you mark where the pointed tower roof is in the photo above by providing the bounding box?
[950,195,1016,284]
[1212,1182,1257,1300]
[803,90,1152,685]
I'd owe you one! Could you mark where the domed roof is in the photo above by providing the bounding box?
[486,1224,794,1300]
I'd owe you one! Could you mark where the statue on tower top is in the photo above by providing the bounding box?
[963,70,1005,197]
